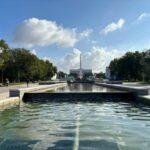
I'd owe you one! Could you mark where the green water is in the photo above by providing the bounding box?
[0,84,150,149]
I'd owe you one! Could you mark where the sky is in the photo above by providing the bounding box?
[1,0,150,73]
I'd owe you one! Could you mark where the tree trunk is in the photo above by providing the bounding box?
[1,69,3,83]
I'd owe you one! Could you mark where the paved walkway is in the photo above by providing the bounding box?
[0,83,38,100]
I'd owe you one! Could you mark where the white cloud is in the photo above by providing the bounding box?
[80,29,93,38]
[57,46,125,73]
[31,49,37,55]
[58,48,81,72]
[101,19,125,35]
[42,56,52,62]
[137,13,150,22]
[13,18,78,48]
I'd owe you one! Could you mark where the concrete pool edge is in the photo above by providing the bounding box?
[137,95,150,105]
[94,82,150,96]
[0,97,20,109]
[2,82,150,106]
[22,91,134,102]
[0,82,67,109]
[94,82,150,105]
[9,82,67,100]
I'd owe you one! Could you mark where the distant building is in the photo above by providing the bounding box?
[69,54,93,80]
[105,67,111,80]
[105,66,118,80]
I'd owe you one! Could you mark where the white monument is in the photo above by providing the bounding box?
[70,54,92,79]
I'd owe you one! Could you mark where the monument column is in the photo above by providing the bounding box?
[79,54,83,79]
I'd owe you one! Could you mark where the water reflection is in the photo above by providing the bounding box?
[57,83,117,92]
[0,102,150,149]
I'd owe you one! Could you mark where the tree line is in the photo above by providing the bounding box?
[109,50,150,82]
[0,39,57,83]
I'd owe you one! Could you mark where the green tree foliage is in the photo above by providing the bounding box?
[57,71,66,79]
[0,40,57,83]
[0,40,10,82]
[0,39,9,49]
[109,50,150,81]
[95,72,105,79]
[142,50,150,81]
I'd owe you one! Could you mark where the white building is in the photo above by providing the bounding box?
[70,54,92,79]
[105,66,111,80]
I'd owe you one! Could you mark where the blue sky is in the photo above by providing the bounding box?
[1,0,150,72]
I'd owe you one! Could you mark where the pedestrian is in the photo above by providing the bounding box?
[5,78,9,86]
[26,78,29,87]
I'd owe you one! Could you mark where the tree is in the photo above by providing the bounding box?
[0,40,10,83]
[142,50,150,81]
[109,51,146,81]
[0,39,57,82]
[57,71,65,79]
[95,72,105,79]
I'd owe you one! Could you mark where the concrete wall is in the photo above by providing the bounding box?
[9,83,67,100]
[95,82,150,96]
[23,91,134,102]
[0,97,20,109]
[137,95,150,105]
[0,83,67,109]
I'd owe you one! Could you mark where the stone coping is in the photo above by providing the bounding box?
[139,95,150,100]
[137,95,150,105]
[95,82,150,96]
[0,97,20,108]
[9,83,67,99]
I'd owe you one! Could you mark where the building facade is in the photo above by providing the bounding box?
[105,67,111,80]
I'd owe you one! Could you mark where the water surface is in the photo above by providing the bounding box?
[56,83,118,92]
[0,84,150,150]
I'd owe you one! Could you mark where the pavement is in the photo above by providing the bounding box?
[0,83,38,100]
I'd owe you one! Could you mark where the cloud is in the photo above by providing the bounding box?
[58,48,81,72]
[80,29,93,38]
[42,56,52,62]
[101,19,125,35]
[137,13,150,22]
[31,49,37,55]
[13,18,78,48]
[57,46,125,73]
